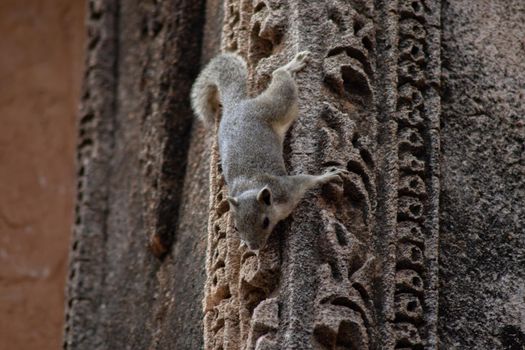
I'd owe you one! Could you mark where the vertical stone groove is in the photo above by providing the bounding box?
[138,0,206,258]
[63,0,119,349]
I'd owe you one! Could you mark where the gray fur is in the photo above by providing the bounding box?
[191,53,248,126]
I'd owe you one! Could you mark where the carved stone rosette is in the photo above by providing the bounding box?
[202,0,440,349]
[386,1,441,349]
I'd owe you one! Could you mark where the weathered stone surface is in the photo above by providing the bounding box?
[64,0,208,349]
[66,0,524,349]
[439,1,525,349]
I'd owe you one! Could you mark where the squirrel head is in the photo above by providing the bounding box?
[227,185,277,251]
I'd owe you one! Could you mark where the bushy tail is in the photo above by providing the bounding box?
[191,53,248,127]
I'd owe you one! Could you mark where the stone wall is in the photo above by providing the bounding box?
[203,0,441,349]
[439,1,525,348]
[63,1,209,349]
[64,1,524,349]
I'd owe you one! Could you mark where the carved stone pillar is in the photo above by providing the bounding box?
[64,0,525,349]
[203,0,440,349]
[63,1,208,349]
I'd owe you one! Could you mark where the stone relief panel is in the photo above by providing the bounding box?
[204,1,289,349]
[309,1,379,348]
[203,0,440,349]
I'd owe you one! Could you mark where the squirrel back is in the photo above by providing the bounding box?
[190,53,248,126]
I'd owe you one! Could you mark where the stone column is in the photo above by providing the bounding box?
[63,1,208,349]
[203,1,441,349]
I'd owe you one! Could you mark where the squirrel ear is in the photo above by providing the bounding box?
[257,186,272,206]
[227,196,239,208]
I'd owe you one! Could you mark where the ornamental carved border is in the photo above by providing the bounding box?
[202,1,441,349]
[386,1,441,349]
[63,0,118,348]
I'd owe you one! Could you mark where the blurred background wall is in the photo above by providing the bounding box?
[0,1,85,349]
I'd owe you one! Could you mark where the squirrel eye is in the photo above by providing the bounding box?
[262,217,270,229]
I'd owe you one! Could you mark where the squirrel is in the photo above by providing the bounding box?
[191,51,346,251]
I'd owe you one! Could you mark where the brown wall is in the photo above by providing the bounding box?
[0,1,85,349]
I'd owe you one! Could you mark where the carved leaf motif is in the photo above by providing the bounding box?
[249,0,287,66]
[314,210,376,350]
[324,52,372,97]
[322,0,375,104]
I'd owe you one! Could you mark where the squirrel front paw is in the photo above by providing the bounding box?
[285,50,311,73]
[319,166,348,184]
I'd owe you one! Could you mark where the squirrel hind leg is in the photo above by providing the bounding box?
[246,51,311,133]
[251,71,298,122]
[281,50,311,74]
